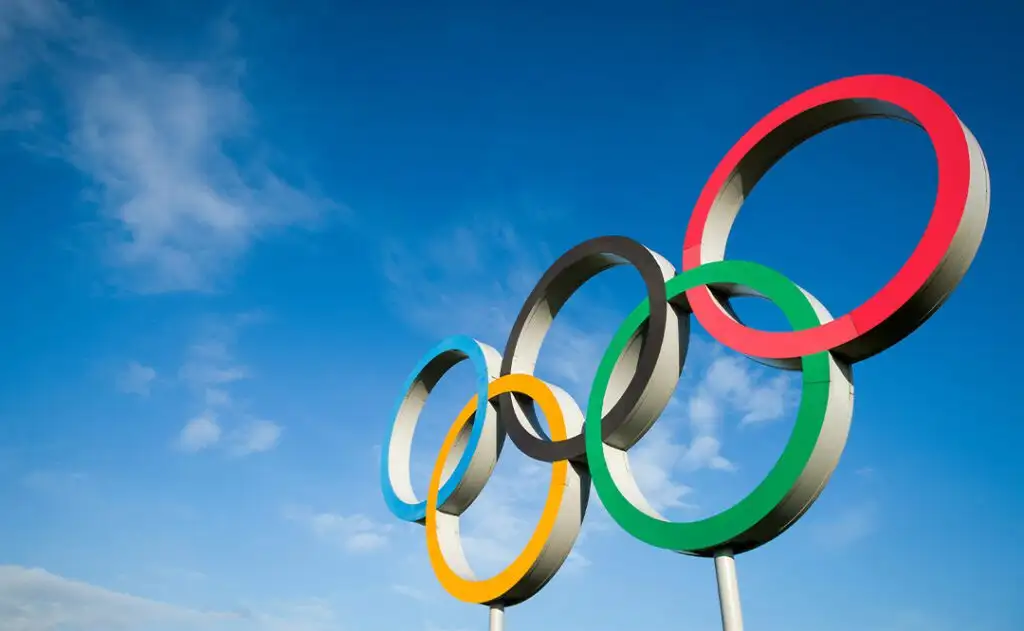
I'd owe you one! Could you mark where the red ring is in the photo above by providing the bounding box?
[682,74,975,363]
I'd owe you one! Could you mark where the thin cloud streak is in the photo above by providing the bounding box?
[174,313,283,457]
[0,0,339,293]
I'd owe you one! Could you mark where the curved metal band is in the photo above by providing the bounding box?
[381,335,503,523]
[682,74,990,364]
[381,73,986,608]
[426,374,590,606]
[498,236,683,463]
[586,260,854,556]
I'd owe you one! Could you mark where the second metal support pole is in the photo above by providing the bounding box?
[714,550,745,631]
[489,604,505,631]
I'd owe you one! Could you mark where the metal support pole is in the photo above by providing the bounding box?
[714,550,744,631]
[489,604,505,631]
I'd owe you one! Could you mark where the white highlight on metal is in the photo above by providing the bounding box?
[714,550,744,631]
[489,604,505,631]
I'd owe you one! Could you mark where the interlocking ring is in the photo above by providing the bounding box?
[426,374,589,606]
[499,236,684,464]
[380,74,990,607]
[682,74,989,366]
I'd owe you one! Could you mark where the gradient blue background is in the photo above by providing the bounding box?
[0,1,1020,630]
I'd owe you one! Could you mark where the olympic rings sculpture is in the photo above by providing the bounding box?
[380,74,990,608]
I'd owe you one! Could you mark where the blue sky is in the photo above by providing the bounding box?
[0,0,1021,630]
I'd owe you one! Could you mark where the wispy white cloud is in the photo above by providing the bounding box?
[0,565,341,631]
[178,342,249,394]
[811,502,878,549]
[679,391,735,472]
[617,347,800,516]
[382,218,625,397]
[177,414,221,453]
[391,583,427,602]
[625,424,696,512]
[116,360,157,396]
[0,0,338,292]
[226,420,282,456]
[174,313,282,457]
[382,219,545,344]
[661,351,797,475]
[235,598,340,631]
[622,389,735,515]
[450,460,595,574]
[0,565,237,631]
[21,470,89,495]
[288,509,393,553]
[702,354,794,425]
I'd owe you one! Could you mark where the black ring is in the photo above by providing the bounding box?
[498,236,674,463]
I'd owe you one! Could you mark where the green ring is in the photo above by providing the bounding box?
[584,260,832,555]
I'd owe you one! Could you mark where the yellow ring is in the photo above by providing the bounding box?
[425,373,569,604]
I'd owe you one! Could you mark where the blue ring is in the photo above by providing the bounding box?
[380,335,494,523]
